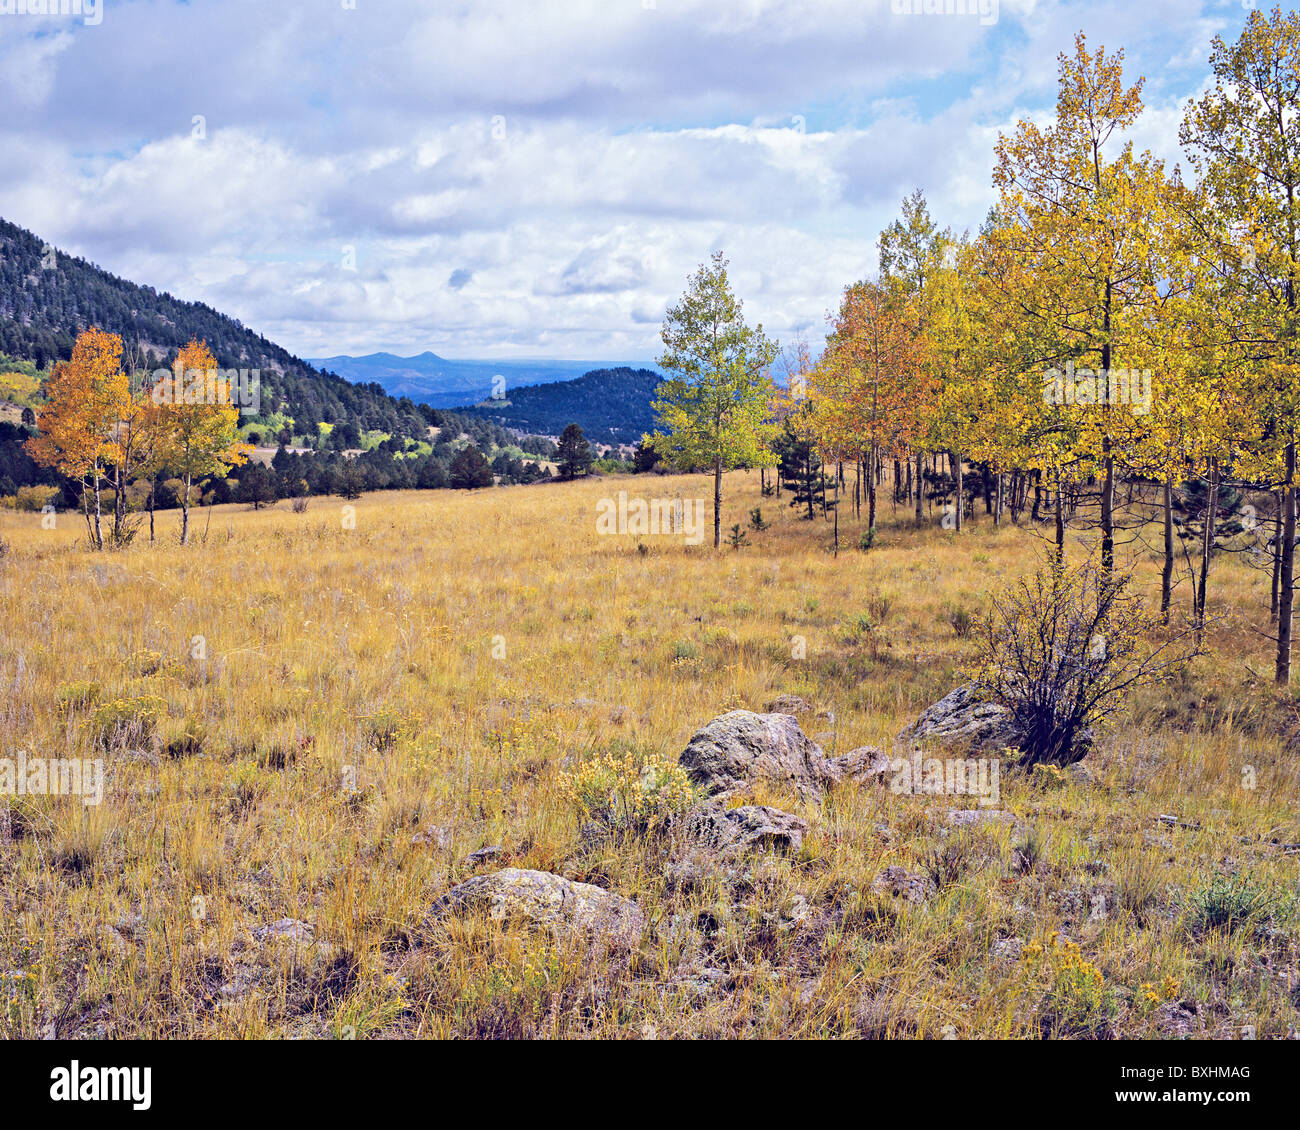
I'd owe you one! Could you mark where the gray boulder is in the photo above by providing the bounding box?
[765,694,814,716]
[872,866,934,903]
[679,710,833,800]
[824,745,893,785]
[898,682,1095,763]
[429,868,643,949]
[252,918,314,944]
[947,808,1015,827]
[681,803,808,857]
[896,683,1021,754]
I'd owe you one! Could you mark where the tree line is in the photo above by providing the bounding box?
[644,11,1300,687]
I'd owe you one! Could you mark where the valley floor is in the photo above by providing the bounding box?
[0,471,1296,1038]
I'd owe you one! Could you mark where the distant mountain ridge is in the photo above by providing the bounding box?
[308,350,641,409]
[456,366,662,445]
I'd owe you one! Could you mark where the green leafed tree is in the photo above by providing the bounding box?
[448,444,494,489]
[555,422,593,480]
[648,251,779,547]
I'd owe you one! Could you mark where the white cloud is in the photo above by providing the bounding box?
[0,0,1266,359]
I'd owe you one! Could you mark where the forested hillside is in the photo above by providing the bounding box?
[458,366,661,444]
[0,218,513,449]
[0,219,546,502]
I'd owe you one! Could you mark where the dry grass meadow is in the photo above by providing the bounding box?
[0,470,1297,1039]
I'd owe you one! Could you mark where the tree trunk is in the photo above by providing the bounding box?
[1101,441,1115,577]
[833,474,839,557]
[868,445,878,533]
[1196,459,1219,628]
[1054,470,1065,568]
[712,455,722,548]
[1272,485,1283,622]
[112,465,125,545]
[91,473,104,551]
[914,451,923,526]
[953,450,963,532]
[1100,276,1115,578]
[1276,442,1296,686]
[181,473,192,547]
[1161,472,1174,622]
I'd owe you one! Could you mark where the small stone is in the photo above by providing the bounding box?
[765,694,813,715]
[411,824,453,849]
[252,918,314,944]
[947,809,1015,827]
[872,866,934,903]
[1154,1000,1200,1038]
[991,937,1023,961]
[96,925,133,959]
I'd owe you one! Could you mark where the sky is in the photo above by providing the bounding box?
[0,0,1289,362]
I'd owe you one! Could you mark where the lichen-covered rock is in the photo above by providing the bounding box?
[947,809,1015,827]
[252,918,314,944]
[872,866,934,903]
[429,868,643,949]
[411,823,452,849]
[679,710,832,800]
[896,683,1020,753]
[765,694,814,716]
[823,745,893,785]
[898,683,1096,763]
[680,802,808,857]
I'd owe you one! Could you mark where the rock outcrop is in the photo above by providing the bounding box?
[429,868,644,949]
[897,682,1094,763]
[896,683,1020,753]
[765,694,814,716]
[679,710,835,800]
[680,803,809,857]
[872,866,934,903]
[823,745,893,785]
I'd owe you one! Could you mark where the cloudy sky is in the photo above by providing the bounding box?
[0,0,1283,361]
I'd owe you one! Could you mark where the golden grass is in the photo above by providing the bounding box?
[0,471,1296,1039]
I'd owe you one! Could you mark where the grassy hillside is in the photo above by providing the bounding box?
[0,475,1295,1038]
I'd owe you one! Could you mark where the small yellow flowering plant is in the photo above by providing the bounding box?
[1136,975,1183,1011]
[1016,932,1117,1038]
[558,744,700,838]
[90,694,167,748]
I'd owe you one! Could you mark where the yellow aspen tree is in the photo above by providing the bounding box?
[152,338,253,545]
[25,327,128,551]
[1180,6,1300,684]
[993,33,1171,577]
